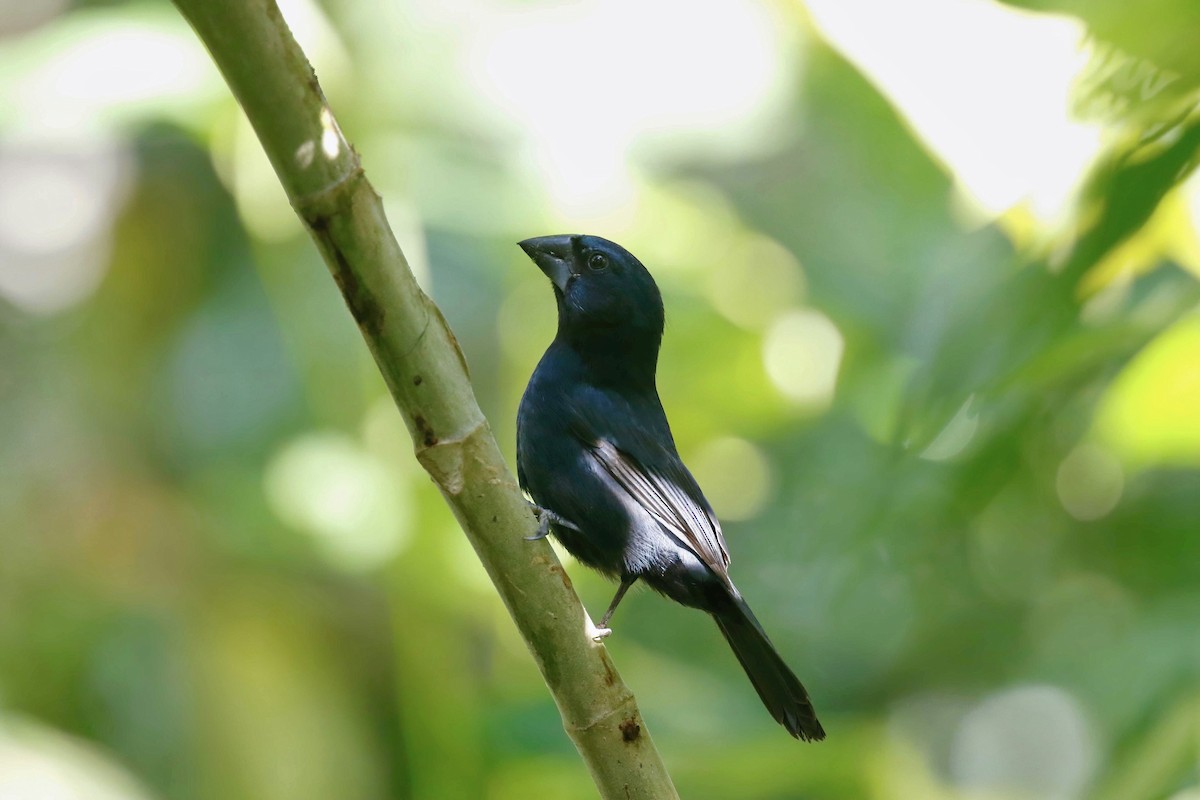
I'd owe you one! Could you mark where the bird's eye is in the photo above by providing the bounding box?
[587,252,609,272]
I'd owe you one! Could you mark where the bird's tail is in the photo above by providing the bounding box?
[712,593,825,741]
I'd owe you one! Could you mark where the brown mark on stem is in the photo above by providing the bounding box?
[412,413,438,447]
[309,214,385,337]
[598,649,617,687]
[547,563,574,592]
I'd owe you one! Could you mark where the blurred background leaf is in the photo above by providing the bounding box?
[0,0,1197,799]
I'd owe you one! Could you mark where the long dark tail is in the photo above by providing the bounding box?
[712,593,825,741]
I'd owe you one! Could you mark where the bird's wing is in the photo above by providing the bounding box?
[590,439,731,574]
[568,393,731,578]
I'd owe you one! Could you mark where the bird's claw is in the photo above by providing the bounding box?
[525,503,580,541]
[588,621,613,642]
[523,514,552,541]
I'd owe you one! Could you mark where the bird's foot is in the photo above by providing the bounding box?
[524,503,580,541]
[587,620,613,642]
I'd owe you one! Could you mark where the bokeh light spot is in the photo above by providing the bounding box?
[0,146,128,314]
[763,309,844,408]
[0,716,156,800]
[970,488,1064,602]
[265,433,410,571]
[706,235,805,331]
[1056,442,1124,521]
[688,437,772,521]
[950,685,1096,799]
[10,17,217,136]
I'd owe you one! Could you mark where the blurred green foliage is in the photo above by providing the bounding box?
[0,1,1198,799]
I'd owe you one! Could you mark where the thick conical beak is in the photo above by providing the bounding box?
[518,235,576,292]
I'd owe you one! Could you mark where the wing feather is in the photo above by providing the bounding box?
[590,439,730,576]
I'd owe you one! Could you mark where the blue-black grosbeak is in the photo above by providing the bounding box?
[516,234,824,741]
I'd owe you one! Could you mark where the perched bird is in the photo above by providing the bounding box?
[515,234,824,741]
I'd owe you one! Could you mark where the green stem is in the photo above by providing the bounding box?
[171,0,679,797]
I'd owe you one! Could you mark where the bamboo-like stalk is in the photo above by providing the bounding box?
[170,1,679,797]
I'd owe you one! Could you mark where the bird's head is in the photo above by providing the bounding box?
[518,234,665,345]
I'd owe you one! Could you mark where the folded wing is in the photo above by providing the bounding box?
[588,437,730,580]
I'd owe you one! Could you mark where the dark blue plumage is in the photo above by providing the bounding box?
[515,234,824,741]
